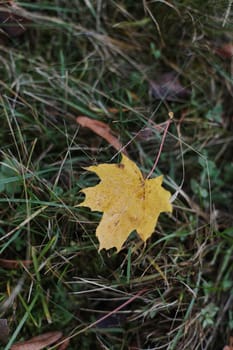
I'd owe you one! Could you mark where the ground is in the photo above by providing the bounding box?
[0,1,233,349]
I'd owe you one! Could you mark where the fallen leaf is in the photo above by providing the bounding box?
[0,3,29,37]
[78,154,172,251]
[0,258,32,269]
[149,72,191,101]
[76,116,127,154]
[215,43,233,59]
[57,337,70,350]
[11,331,63,350]
[134,120,170,141]
[106,107,130,113]
[0,319,9,344]
[223,336,233,350]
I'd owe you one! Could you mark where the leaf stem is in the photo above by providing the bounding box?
[147,112,173,179]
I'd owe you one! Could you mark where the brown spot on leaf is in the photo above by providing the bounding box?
[116,163,124,169]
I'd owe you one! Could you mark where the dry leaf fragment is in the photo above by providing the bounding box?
[215,43,233,59]
[223,336,233,350]
[57,337,70,350]
[11,331,63,350]
[76,116,127,154]
[0,3,29,37]
[78,154,172,251]
[0,258,32,269]
[0,319,9,344]
[149,72,191,101]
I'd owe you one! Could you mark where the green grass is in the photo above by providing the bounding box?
[0,1,233,349]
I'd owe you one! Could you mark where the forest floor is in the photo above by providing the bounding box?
[0,1,233,349]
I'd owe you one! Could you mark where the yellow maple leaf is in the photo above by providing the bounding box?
[78,154,172,252]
